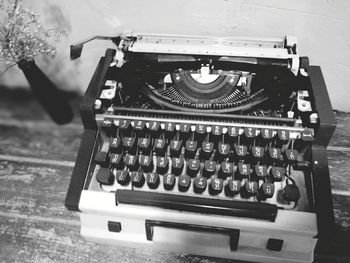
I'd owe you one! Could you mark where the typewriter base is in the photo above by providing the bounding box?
[79,190,317,263]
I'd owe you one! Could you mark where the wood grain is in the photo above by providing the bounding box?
[329,112,350,148]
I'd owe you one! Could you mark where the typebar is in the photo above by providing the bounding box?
[116,189,278,221]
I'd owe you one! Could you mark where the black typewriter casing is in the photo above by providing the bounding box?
[65,47,336,262]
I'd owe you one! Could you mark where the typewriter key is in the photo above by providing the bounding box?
[219,161,233,179]
[270,166,285,181]
[94,151,109,167]
[139,155,153,172]
[194,176,207,193]
[242,180,258,197]
[147,172,160,189]
[237,163,250,179]
[203,160,216,178]
[185,140,197,159]
[130,171,145,187]
[258,182,275,200]
[134,120,146,137]
[109,137,121,153]
[172,157,184,176]
[96,167,114,185]
[138,138,152,155]
[116,170,130,186]
[225,179,241,196]
[187,159,200,177]
[122,137,136,154]
[284,149,298,164]
[178,174,191,192]
[179,123,191,141]
[163,174,175,190]
[283,178,300,202]
[209,177,223,195]
[124,154,139,171]
[156,156,169,174]
[110,153,123,169]
[216,142,230,161]
[170,140,182,157]
[254,164,267,177]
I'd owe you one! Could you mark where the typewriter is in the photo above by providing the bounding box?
[65,33,336,263]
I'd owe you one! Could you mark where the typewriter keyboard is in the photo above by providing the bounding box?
[92,116,314,221]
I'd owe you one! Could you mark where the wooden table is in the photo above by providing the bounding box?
[0,91,349,262]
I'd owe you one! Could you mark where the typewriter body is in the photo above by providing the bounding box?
[65,33,336,263]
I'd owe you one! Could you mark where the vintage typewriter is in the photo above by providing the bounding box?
[65,33,336,263]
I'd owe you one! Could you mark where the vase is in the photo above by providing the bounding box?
[18,59,73,124]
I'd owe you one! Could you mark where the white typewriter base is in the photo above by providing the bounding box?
[79,190,317,263]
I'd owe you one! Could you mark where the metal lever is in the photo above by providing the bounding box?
[145,220,240,251]
[70,35,120,60]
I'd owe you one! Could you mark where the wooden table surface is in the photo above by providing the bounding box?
[0,90,349,263]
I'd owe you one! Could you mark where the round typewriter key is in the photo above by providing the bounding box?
[185,140,197,159]
[116,170,130,186]
[203,160,216,178]
[252,146,264,161]
[130,171,145,187]
[187,159,200,177]
[244,127,257,139]
[194,176,207,194]
[178,174,191,192]
[119,119,132,137]
[284,149,299,164]
[110,153,123,169]
[134,120,146,137]
[138,137,152,155]
[243,180,258,197]
[268,147,282,163]
[225,179,241,196]
[261,128,274,140]
[209,177,223,195]
[254,164,267,177]
[270,166,285,181]
[139,155,153,172]
[211,125,223,143]
[122,137,136,154]
[200,141,214,160]
[170,140,182,157]
[234,145,248,160]
[109,137,121,153]
[216,142,230,161]
[163,174,175,190]
[195,124,207,142]
[277,129,290,142]
[156,156,169,174]
[147,172,160,189]
[149,121,160,137]
[164,122,176,140]
[219,161,233,179]
[124,154,139,171]
[179,123,191,141]
[96,167,114,185]
[172,157,184,176]
[236,163,250,179]
[258,182,275,200]
[227,126,239,138]
[283,181,300,202]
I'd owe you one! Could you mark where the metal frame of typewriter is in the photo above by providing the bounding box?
[65,34,336,263]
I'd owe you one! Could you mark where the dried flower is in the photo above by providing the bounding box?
[0,0,64,74]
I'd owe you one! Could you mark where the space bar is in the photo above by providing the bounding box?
[116,190,277,222]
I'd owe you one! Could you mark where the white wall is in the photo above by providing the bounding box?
[1,0,349,111]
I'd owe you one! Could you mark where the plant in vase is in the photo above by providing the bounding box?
[0,0,73,124]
